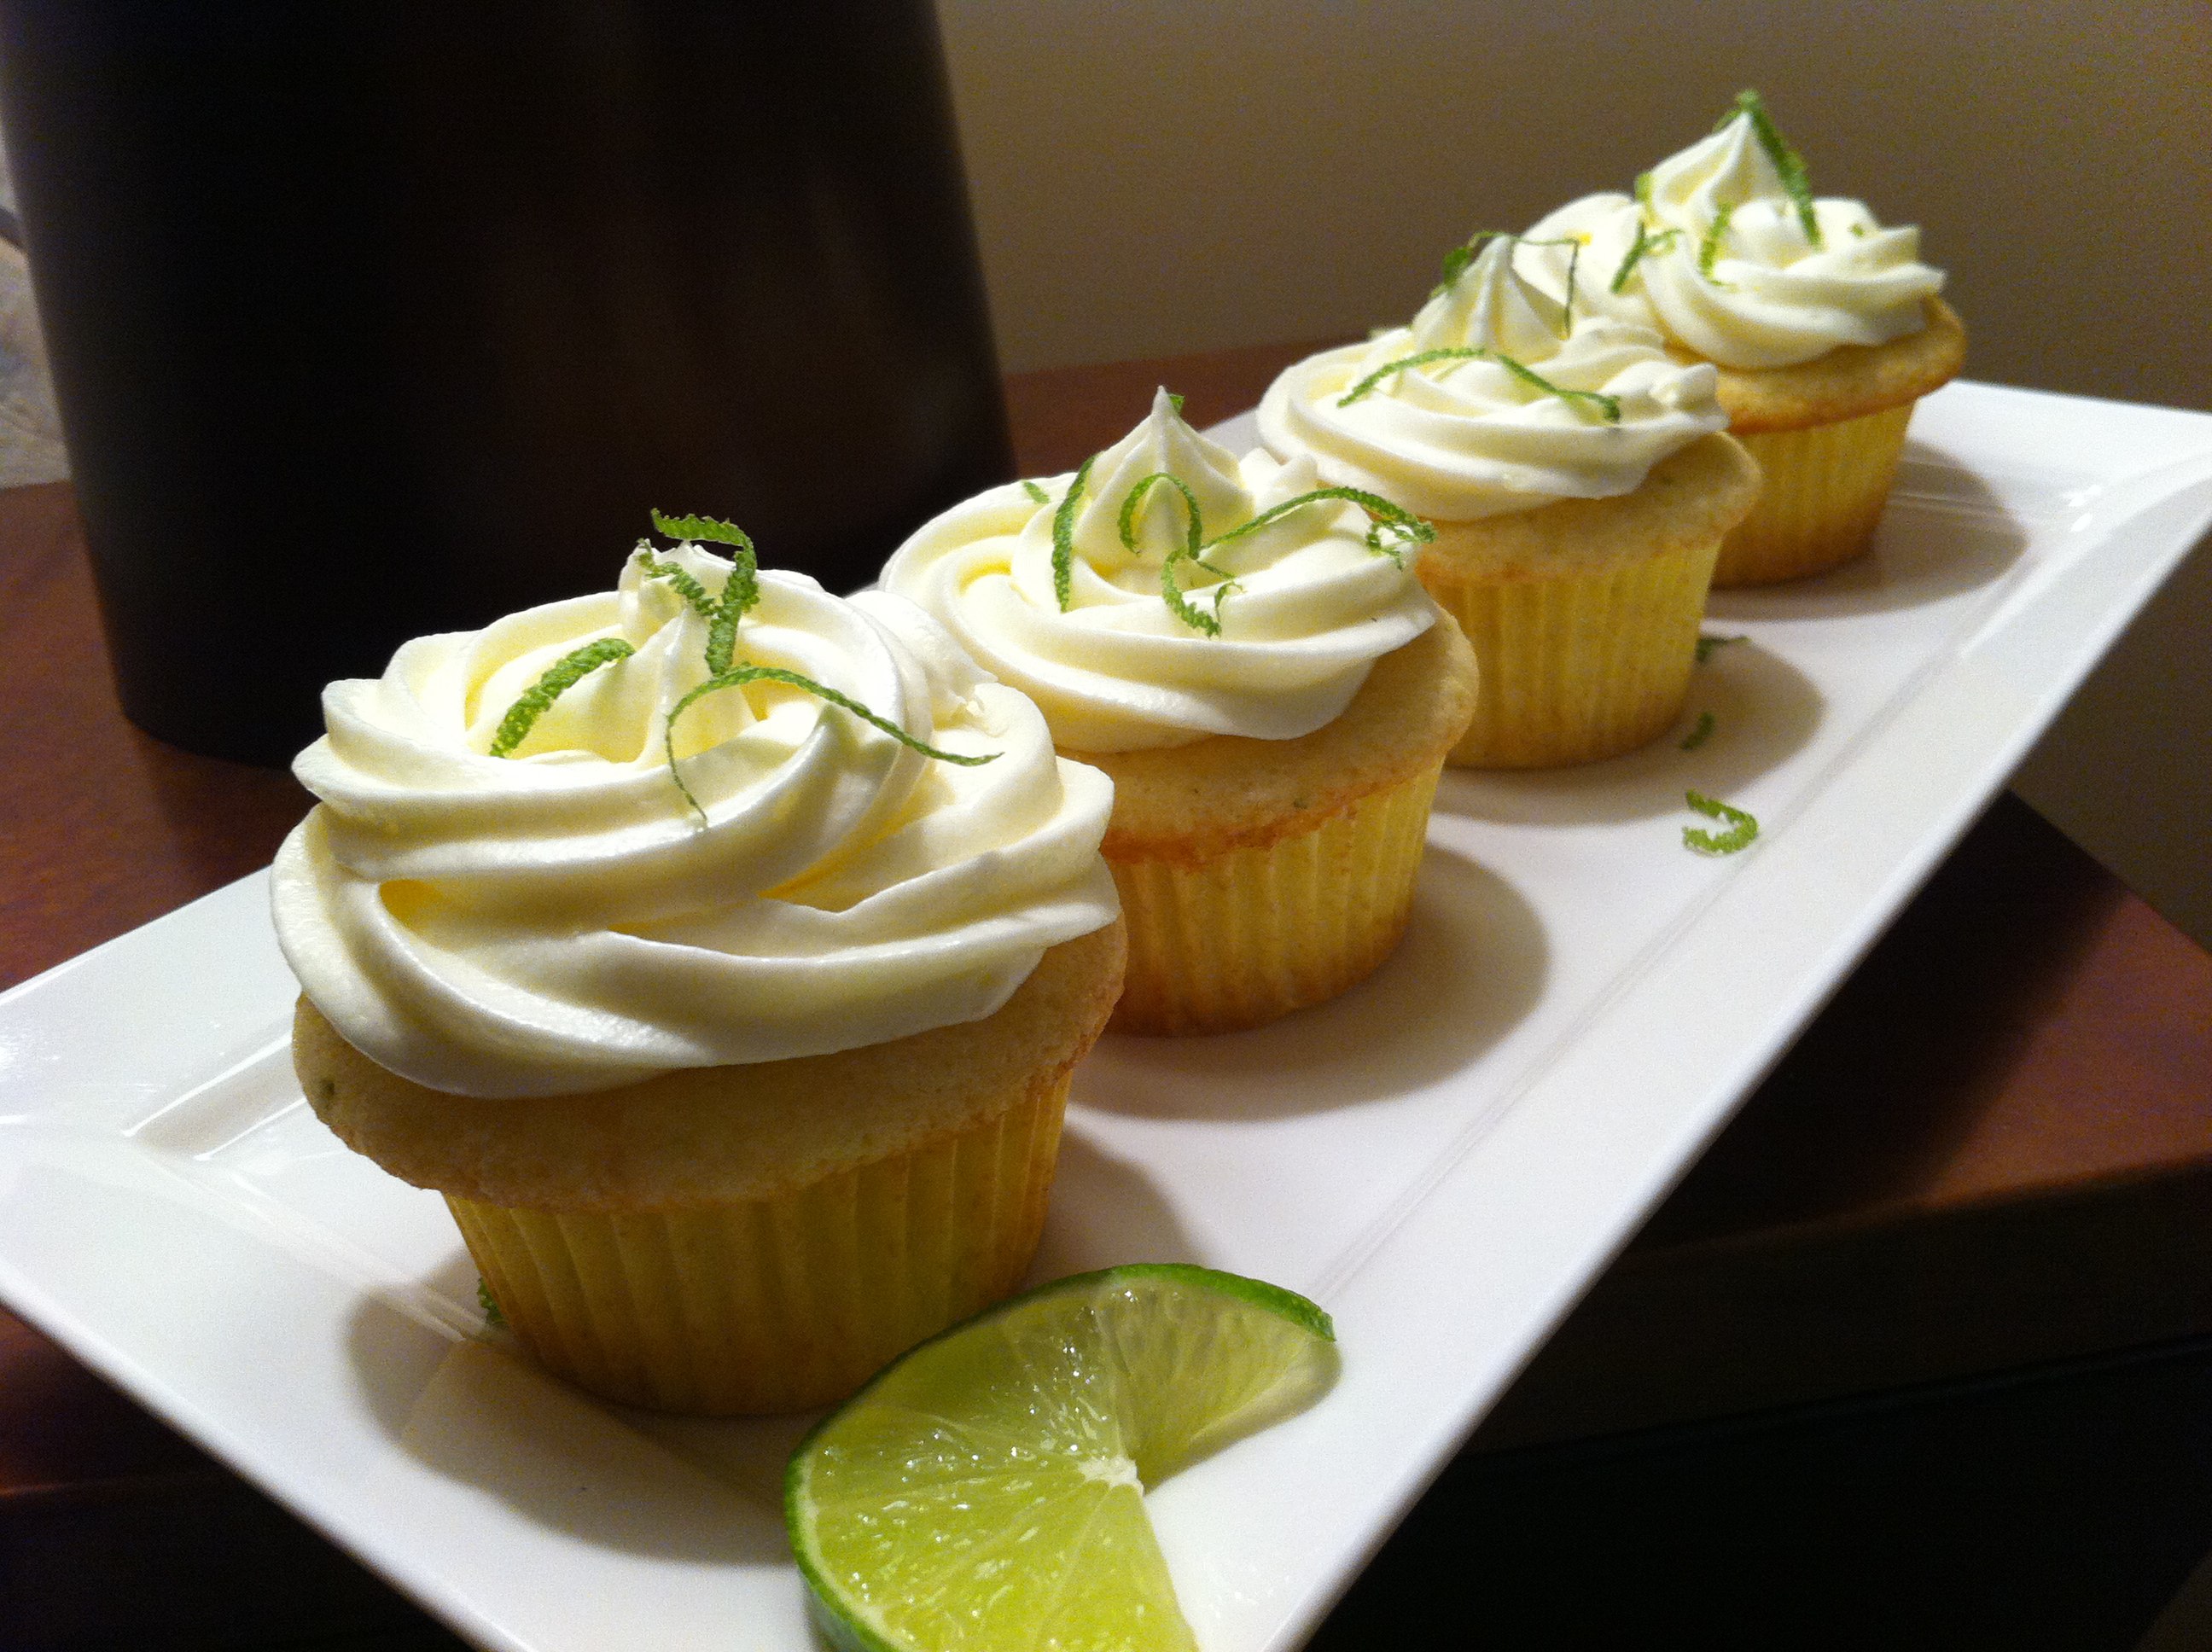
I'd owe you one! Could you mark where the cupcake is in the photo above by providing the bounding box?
[1517,90,1964,585]
[1259,236,1760,769]
[273,519,1124,1414]
[882,390,1476,1036]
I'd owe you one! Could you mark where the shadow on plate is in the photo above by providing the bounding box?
[1027,1125,1206,1279]
[346,1298,790,1562]
[1077,841,1546,1120]
[1708,445,2031,624]
[1437,637,1824,828]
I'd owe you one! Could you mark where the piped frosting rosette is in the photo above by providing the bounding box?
[1516,93,1944,370]
[1257,236,1728,521]
[273,528,1118,1097]
[881,388,1439,753]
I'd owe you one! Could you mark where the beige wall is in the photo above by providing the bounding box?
[938,0,2212,950]
[938,0,2212,413]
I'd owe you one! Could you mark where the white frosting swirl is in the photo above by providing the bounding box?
[272,552,1119,1096]
[1517,108,1945,370]
[882,388,1437,753]
[1258,238,1728,521]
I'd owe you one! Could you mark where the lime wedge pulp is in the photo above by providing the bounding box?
[786,1263,1340,1652]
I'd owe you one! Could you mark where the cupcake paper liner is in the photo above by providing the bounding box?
[452,1071,1068,1415]
[1423,533,1720,770]
[1109,759,1441,1035]
[1714,402,1916,587]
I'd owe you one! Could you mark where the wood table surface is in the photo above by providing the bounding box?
[3,341,2210,1648]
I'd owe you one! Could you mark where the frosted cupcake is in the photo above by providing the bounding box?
[883,391,1476,1036]
[1518,90,1965,585]
[1260,236,1759,768]
[274,518,1123,1413]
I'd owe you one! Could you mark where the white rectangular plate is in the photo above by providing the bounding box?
[4,381,2210,1651]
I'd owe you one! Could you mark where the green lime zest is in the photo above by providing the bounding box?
[1117,470,1206,561]
[1683,788,1759,854]
[1698,201,1736,283]
[1491,352,1621,422]
[1538,235,1585,327]
[1336,345,1476,404]
[1207,484,1434,566]
[1431,229,1511,297]
[650,508,754,553]
[477,1277,507,1329]
[1022,478,1051,505]
[649,509,760,623]
[1432,230,1581,326]
[1051,453,1097,613]
[486,636,637,759]
[1679,711,1716,751]
[1338,346,1621,423]
[1611,221,1681,292]
[663,665,994,823]
[1726,89,1821,247]
[1695,632,1745,663]
[631,545,719,621]
[1159,546,1236,637]
[642,509,761,676]
[1634,170,1654,210]
[1117,471,1236,637]
[1167,392,1186,415]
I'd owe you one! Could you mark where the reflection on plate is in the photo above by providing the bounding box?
[3,382,2209,1652]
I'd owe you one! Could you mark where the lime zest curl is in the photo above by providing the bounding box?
[663,664,995,823]
[1432,229,1512,298]
[1117,470,1207,561]
[1679,711,1716,751]
[1098,471,1433,637]
[1725,89,1821,247]
[492,509,996,817]
[1683,789,1759,855]
[1208,485,1435,566]
[1337,346,1622,424]
[1051,453,1097,614]
[1540,236,1586,327]
[642,509,761,675]
[1699,201,1737,284]
[1611,222,1681,293]
[1118,470,1236,637]
[649,509,755,555]
[1491,352,1621,422]
[1160,547,1237,637]
[1432,230,1583,328]
[486,636,637,759]
[1021,479,1051,505]
[630,545,719,622]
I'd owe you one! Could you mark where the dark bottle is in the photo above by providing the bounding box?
[0,1,1013,765]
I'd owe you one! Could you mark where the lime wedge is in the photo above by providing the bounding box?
[785,1263,1339,1652]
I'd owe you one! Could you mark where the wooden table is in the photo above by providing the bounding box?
[5,343,2211,1649]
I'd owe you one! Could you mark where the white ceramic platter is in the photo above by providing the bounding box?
[3,381,2209,1651]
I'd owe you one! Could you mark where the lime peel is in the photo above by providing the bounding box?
[787,1263,1338,1652]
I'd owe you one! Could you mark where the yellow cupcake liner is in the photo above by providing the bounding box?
[1109,759,1441,1036]
[451,1073,1068,1415]
[1423,533,1719,770]
[1715,402,1916,587]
